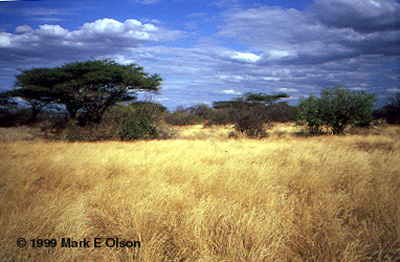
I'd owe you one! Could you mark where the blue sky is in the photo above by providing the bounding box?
[0,0,399,110]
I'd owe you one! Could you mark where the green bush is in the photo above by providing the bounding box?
[297,95,326,134]
[47,102,175,142]
[297,87,377,135]
[119,117,159,141]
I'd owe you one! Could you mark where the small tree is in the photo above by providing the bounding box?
[320,87,376,134]
[213,92,289,137]
[297,87,377,135]
[297,95,326,134]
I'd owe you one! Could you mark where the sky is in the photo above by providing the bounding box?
[0,0,399,110]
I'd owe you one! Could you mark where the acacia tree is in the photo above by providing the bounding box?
[10,60,162,125]
[213,92,290,137]
[236,92,290,107]
[3,68,61,122]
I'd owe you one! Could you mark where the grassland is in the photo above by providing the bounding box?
[1,123,399,261]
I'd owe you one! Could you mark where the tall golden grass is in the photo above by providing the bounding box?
[1,124,399,261]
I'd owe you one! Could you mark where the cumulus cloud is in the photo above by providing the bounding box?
[0,18,183,66]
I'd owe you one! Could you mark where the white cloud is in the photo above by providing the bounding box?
[0,18,183,61]
[221,89,242,95]
[134,0,160,4]
[231,51,260,63]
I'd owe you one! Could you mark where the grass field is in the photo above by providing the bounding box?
[1,124,399,261]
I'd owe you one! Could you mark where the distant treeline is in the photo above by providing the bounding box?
[0,59,399,141]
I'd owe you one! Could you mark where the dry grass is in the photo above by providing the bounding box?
[1,124,399,261]
[0,126,36,142]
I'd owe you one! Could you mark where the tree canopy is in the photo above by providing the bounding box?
[9,59,162,124]
[213,92,290,109]
[297,87,377,134]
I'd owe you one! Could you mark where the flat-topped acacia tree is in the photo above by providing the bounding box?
[12,59,162,124]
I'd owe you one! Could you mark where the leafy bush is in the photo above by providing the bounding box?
[297,95,326,134]
[47,102,175,142]
[119,117,159,141]
[297,87,377,135]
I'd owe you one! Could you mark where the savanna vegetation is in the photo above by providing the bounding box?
[1,124,399,261]
[1,60,399,261]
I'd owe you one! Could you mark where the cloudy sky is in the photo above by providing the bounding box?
[0,0,399,109]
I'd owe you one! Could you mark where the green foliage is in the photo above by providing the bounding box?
[237,92,290,107]
[48,102,172,142]
[119,117,159,141]
[212,92,290,137]
[320,87,376,134]
[9,59,162,125]
[118,101,165,141]
[297,95,326,134]
[297,87,377,135]
[214,92,290,110]
[3,86,57,122]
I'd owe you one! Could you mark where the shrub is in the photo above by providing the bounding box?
[266,103,297,123]
[47,102,174,142]
[297,87,377,135]
[205,109,234,126]
[232,105,269,138]
[164,107,203,126]
[186,104,213,120]
[297,95,326,134]
[119,117,159,141]
[320,87,376,134]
